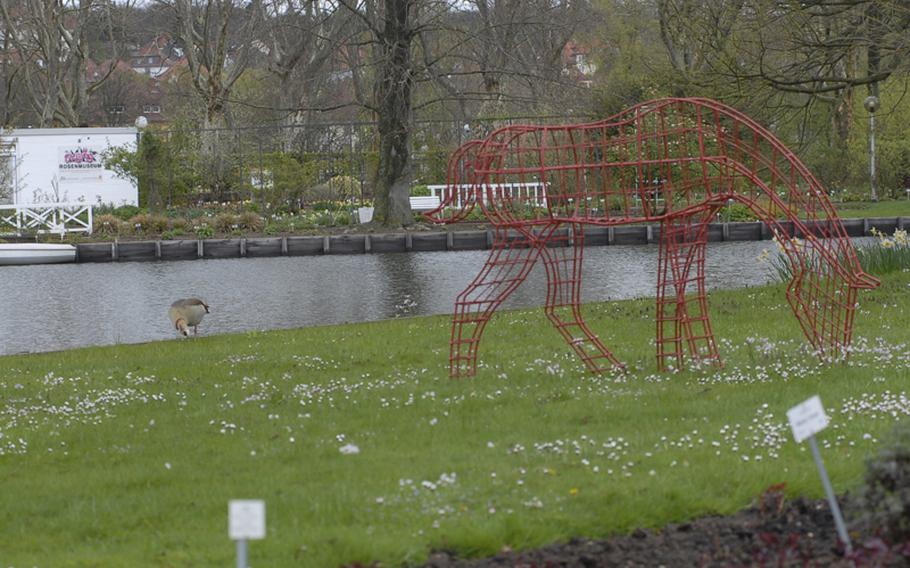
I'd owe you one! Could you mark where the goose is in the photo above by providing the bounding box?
[168,298,210,337]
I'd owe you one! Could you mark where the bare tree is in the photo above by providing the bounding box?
[85,65,149,125]
[655,0,744,95]
[0,27,25,126]
[259,0,354,130]
[430,0,593,116]
[160,0,264,130]
[0,0,121,126]
[729,1,909,97]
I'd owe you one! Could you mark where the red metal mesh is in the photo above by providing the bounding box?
[426,98,880,378]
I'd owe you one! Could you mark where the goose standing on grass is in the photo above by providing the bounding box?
[168,298,210,337]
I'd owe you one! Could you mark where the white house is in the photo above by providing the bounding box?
[0,127,139,207]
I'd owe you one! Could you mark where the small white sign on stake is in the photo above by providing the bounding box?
[229,500,266,540]
[786,395,853,556]
[786,394,828,443]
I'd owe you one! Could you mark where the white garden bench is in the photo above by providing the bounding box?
[409,196,441,211]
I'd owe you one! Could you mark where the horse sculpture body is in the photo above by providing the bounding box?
[424,98,879,378]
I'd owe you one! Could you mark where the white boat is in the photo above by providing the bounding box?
[0,243,77,265]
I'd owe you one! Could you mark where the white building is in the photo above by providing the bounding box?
[0,127,139,207]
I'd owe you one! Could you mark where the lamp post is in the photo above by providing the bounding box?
[134,115,148,147]
[134,115,148,207]
[863,95,880,202]
[458,122,470,146]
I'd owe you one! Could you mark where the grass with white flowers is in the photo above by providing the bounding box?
[1,271,909,567]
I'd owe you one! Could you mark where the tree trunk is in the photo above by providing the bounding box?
[372,0,414,226]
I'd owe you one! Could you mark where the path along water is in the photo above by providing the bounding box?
[0,239,851,356]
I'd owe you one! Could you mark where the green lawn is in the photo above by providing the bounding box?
[1,272,908,567]
[834,198,910,218]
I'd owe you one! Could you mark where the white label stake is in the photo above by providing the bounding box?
[229,500,266,568]
[787,396,852,556]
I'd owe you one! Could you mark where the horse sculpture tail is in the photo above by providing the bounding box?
[423,140,484,224]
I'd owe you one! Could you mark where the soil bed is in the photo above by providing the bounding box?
[412,497,902,567]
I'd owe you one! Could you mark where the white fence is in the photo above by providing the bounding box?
[0,203,94,236]
[426,182,547,209]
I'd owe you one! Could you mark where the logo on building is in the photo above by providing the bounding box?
[60,147,101,168]
[58,146,104,182]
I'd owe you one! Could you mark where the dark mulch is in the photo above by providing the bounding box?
[410,496,908,568]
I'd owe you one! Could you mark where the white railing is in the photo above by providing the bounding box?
[0,203,94,236]
[426,182,548,209]
[425,181,670,214]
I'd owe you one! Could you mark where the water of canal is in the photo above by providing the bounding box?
[0,240,791,355]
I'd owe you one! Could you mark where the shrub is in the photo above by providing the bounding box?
[94,214,123,236]
[307,175,360,202]
[850,419,910,543]
[169,218,188,233]
[127,214,152,235]
[264,214,311,234]
[308,200,344,211]
[411,184,431,197]
[252,152,313,211]
[147,215,170,234]
[718,203,758,222]
[465,206,486,222]
[313,211,336,227]
[125,214,167,235]
[108,205,142,220]
[104,130,200,209]
[193,222,214,239]
[213,213,238,234]
[237,211,263,233]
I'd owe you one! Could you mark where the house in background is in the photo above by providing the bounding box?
[129,33,184,79]
[563,41,597,87]
[82,34,188,127]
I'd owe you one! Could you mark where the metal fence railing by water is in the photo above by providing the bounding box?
[139,115,593,209]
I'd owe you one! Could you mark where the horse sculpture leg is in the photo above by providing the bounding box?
[539,223,624,373]
[657,209,722,371]
[450,226,541,377]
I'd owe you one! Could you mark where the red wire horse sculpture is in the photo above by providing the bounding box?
[424,98,879,378]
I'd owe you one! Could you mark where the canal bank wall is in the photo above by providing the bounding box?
[74,216,908,263]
